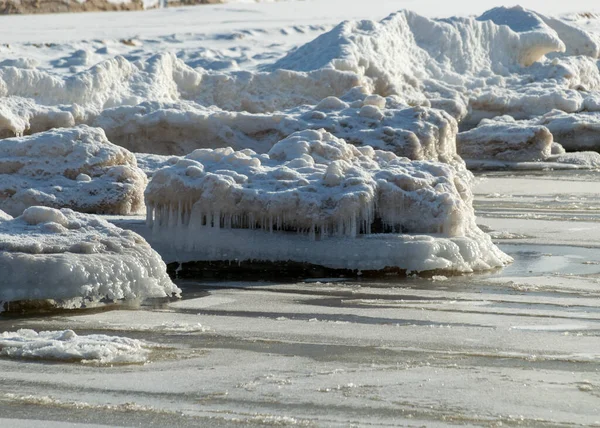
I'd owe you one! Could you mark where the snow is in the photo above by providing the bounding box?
[145,129,510,272]
[0,125,147,217]
[0,207,179,307]
[0,329,151,364]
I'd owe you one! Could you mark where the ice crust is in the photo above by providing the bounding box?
[0,207,179,305]
[0,125,147,217]
[145,130,511,273]
[0,329,150,364]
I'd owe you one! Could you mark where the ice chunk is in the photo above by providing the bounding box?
[458,116,553,162]
[0,329,151,364]
[0,207,179,307]
[0,125,147,217]
[145,130,510,273]
[0,209,12,222]
[534,110,600,151]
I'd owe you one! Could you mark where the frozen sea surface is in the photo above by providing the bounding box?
[1,172,600,427]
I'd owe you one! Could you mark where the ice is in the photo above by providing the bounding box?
[0,206,179,307]
[533,110,600,151]
[458,115,555,162]
[145,129,511,273]
[95,95,462,167]
[0,329,151,364]
[270,6,600,132]
[0,125,147,217]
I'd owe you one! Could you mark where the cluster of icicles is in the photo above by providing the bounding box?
[146,193,460,241]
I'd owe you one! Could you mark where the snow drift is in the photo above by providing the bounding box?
[0,125,147,217]
[145,130,510,273]
[0,206,179,308]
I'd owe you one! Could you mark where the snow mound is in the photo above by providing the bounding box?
[458,116,554,162]
[0,207,179,306]
[546,151,600,168]
[0,125,147,217]
[0,329,150,364]
[478,6,600,59]
[145,130,510,273]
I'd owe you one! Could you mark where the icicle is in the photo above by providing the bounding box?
[146,203,154,227]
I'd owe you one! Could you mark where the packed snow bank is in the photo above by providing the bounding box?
[0,53,360,118]
[0,126,147,217]
[0,329,150,364]
[145,130,510,273]
[0,207,179,306]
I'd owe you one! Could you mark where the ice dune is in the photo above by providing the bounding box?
[95,94,461,167]
[0,206,179,309]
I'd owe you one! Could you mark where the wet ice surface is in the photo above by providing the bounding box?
[1,171,600,427]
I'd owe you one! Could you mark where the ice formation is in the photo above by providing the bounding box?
[0,329,150,364]
[95,95,461,166]
[531,110,600,151]
[0,206,179,306]
[145,130,511,273]
[457,116,557,162]
[0,125,147,217]
[0,7,599,163]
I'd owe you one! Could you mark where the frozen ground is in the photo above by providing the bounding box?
[1,171,600,426]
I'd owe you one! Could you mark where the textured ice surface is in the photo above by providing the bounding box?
[0,207,179,305]
[95,95,462,168]
[0,329,150,364]
[145,130,510,272]
[0,125,147,217]
[532,110,600,151]
[0,7,599,171]
[458,116,556,162]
